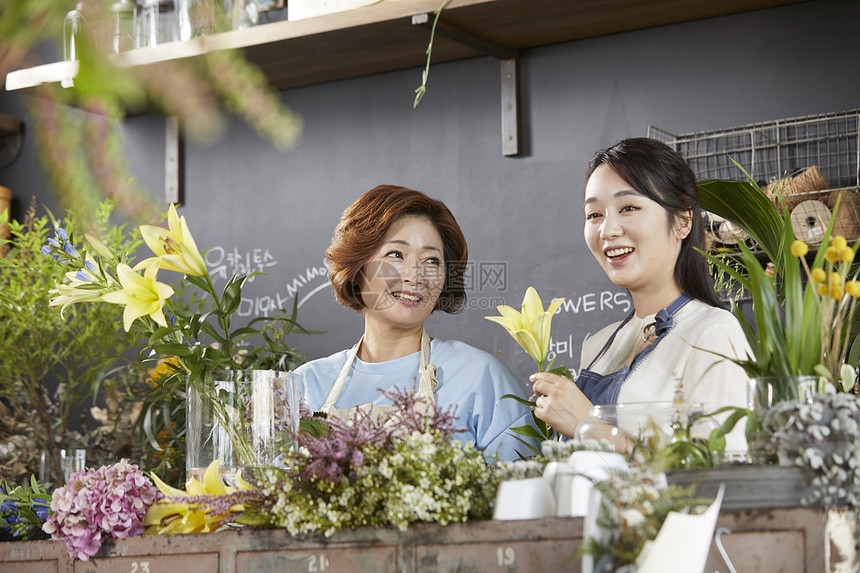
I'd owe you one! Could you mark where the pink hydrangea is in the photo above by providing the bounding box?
[42,459,162,561]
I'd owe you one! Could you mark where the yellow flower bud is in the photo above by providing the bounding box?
[811,268,827,283]
[790,240,809,258]
[831,285,844,300]
[846,280,860,298]
[825,246,839,263]
[832,236,848,251]
[839,246,855,263]
[818,283,830,296]
[830,271,842,286]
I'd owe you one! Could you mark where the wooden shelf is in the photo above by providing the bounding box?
[6,0,804,93]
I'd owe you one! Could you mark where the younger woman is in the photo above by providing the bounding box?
[531,138,749,451]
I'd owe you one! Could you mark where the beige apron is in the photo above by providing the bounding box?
[320,329,438,423]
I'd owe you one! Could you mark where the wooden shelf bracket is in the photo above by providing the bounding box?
[412,13,521,156]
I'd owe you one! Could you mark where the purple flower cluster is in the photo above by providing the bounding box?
[381,386,460,436]
[42,459,162,561]
[292,387,461,485]
[298,412,382,483]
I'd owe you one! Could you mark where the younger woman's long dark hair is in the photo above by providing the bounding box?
[585,137,724,309]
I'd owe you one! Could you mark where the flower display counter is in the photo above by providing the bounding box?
[0,508,853,573]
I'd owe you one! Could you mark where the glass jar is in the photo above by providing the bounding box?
[186,369,299,485]
[140,0,177,47]
[63,5,83,61]
[111,0,138,53]
[575,401,716,454]
[175,0,217,40]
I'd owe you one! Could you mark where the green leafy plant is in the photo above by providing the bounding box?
[43,203,315,477]
[697,165,860,458]
[0,476,52,541]
[413,0,452,108]
[575,463,710,569]
[0,199,142,485]
[700,172,859,387]
[4,0,302,226]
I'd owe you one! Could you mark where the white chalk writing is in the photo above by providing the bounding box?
[236,292,296,317]
[546,333,584,373]
[205,246,278,282]
[284,264,329,300]
[553,290,631,315]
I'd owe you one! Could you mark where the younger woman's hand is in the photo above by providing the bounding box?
[530,372,593,438]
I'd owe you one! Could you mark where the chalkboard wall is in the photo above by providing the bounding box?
[2,0,859,392]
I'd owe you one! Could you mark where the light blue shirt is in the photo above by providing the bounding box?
[295,339,538,461]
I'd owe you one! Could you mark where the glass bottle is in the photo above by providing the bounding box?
[140,0,177,47]
[229,0,259,30]
[63,4,83,61]
[111,0,138,53]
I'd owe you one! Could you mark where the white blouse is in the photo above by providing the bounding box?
[580,298,750,452]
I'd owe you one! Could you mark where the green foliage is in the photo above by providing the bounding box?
[236,298,319,371]
[0,476,52,541]
[698,170,784,267]
[413,0,452,108]
[701,185,858,382]
[501,364,573,458]
[698,165,860,458]
[0,199,142,485]
[262,433,497,535]
[575,464,710,568]
[4,0,301,226]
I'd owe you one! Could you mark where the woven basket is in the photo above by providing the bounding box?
[763,166,829,212]
[826,189,860,241]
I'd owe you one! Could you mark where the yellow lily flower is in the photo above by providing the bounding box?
[485,287,565,368]
[143,460,253,535]
[139,203,207,277]
[100,263,175,331]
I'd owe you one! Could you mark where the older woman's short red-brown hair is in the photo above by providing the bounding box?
[326,185,468,314]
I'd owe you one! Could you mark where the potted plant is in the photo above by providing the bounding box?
[0,199,144,486]
[42,202,315,485]
[666,166,860,512]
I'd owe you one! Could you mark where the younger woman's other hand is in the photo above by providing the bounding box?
[530,372,592,438]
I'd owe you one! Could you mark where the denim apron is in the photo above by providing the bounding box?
[575,294,692,404]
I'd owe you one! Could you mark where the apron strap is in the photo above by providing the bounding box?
[321,335,364,410]
[586,309,635,371]
[418,329,437,393]
[322,329,436,410]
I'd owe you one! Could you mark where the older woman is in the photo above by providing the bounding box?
[295,184,536,461]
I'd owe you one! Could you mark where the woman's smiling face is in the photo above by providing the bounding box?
[357,215,445,330]
[583,164,688,298]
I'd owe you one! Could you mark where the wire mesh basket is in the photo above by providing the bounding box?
[649,109,860,247]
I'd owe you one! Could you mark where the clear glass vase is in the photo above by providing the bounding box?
[175,0,218,40]
[745,375,817,464]
[574,401,712,451]
[186,369,299,484]
[746,375,816,411]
